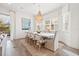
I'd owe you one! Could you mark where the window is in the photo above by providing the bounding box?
[22,18,31,30]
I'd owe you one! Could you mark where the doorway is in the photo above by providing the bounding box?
[0,14,11,39]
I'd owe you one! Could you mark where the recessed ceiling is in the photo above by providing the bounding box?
[0,3,65,15]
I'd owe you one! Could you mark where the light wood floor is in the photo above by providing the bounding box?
[6,39,32,56]
[5,38,79,56]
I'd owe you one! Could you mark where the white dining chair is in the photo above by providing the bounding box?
[45,31,58,52]
[34,34,46,51]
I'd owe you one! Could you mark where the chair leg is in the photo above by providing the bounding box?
[30,38,34,45]
[38,43,41,51]
[34,40,37,48]
[29,38,31,44]
[25,37,28,42]
[30,38,32,45]
[27,38,31,45]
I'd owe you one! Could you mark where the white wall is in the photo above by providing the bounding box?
[0,7,9,16]
[69,4,79,49]
[14,12,34,39]
[60,4,79,49]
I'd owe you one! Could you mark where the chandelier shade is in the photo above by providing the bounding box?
[35,10,43,22]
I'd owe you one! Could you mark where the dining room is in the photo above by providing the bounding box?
[0,3,79,56]
[11,3,61,56]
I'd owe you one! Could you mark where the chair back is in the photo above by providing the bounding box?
[34,34,41,40]
[53,31,57,40]
[30,33,34,39]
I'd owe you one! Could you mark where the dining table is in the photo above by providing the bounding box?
[39,33,54,38]
[33,32,55,40]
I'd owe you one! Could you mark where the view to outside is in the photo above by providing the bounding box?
[0,14,10,36]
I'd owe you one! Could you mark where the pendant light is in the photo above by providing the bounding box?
[35,4,43,22]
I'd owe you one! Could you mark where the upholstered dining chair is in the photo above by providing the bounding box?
[26,32,31,44]
[34,34,46,51]
[28,33,33,45]
[45,31,58,52]
[32,34,38,47]
[30,33,35,45]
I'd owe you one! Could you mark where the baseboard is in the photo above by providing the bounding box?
[59,41,67,46]
[44,47,55,52]
[59,41,79,51]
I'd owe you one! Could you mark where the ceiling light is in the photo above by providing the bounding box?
[35,4,43,22]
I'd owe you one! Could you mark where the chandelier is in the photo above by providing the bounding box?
[35,5,43,22]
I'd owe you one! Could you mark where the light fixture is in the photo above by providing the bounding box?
[35,4,43,22]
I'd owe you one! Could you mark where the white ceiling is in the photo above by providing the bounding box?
[0,3,65,15]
